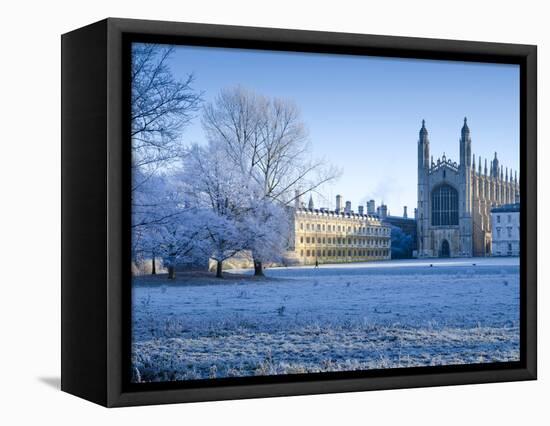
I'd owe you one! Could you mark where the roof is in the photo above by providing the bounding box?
[383,215,417,225]
[295,207,383,222]
[491,203,520,213]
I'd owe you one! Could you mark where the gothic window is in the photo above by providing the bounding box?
[431,184,459,226]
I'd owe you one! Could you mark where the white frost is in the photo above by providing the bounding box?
[132,258,520,382]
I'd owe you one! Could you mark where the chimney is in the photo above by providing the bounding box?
[403,206,408,219]
[345,201,351,214]
[367,199,376,214]
[358,205,364,215]
[377,204,388,220]
[335,194,342,212]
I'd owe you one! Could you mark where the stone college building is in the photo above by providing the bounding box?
[416,118,520,258]
[289,195,391,265]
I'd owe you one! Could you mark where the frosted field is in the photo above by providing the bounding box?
[131,257,520,382]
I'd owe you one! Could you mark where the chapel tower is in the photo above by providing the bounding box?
[416,117,519,258]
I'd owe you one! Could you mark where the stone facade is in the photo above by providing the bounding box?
[416,118,519,258]
[491,203,520,256]
[288,196,391,265]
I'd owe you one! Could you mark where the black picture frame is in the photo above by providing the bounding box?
[61,17,537,407]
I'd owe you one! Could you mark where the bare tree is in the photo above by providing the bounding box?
[131,44,202,180]
[202,87,340,275]
[130,43,205,272]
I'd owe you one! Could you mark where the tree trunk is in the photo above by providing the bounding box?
[151,255,156,275]
[168,265,176,280]
[253,260,264,276]
[216,260,223,278]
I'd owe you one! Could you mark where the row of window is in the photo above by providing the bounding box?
[301,249,389,258]
[493,242,516,255]
[495,214,514,224]
[495,226,518,239]
[299,222,389,235]
[299,236,389,247]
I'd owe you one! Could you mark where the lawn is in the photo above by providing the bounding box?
[131,257,520,382]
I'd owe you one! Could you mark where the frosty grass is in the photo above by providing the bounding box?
[132,257,519,382]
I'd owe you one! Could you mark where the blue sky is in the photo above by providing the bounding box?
[164,44,520,215]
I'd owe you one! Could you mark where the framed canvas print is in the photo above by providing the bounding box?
[61,18,537,407]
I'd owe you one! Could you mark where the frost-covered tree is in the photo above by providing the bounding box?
[202,87,340,274]
[149,212,204,279]
[132,175,205,279]
[182,142,256,277]
[130,44,203,275]
[131,43,202,225]
[240,199,291,275]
